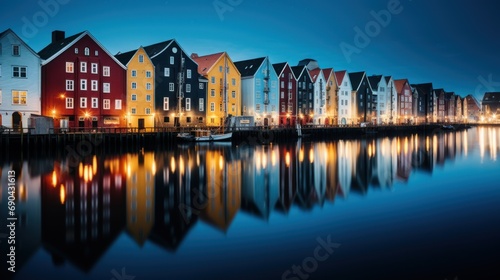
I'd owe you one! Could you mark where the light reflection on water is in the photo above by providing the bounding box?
[1,127,500,279]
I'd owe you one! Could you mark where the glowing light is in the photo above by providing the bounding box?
[79,163,83,177]
[60,184,66,205]
[262,153,267,169]
[309,148,314,163]
[152,161,157,175]
[170,157,176,173]
[52,171,57,187]
[271,150,277,166]
[285,152,291,167]
[299,148,304,162]
[83,165,89,182]
[179,156,185,174]
[219,155,224,170]
[92,156,97,175]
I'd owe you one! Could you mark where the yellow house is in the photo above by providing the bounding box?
[323,68,338,125]
[191,52,241,127]
[116,47,155,128]
[125,152,155,245]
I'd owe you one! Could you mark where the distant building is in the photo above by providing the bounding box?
[435,89,446,122]
[444,91,456,122]
[385,76,398,124]
[482,92,500,121]
[350,71,373,123]
[39,30,127,129]
[412,83,434,123]
[291,65,314,124]
[273,62,297,126]
[0,29,42,129]
[322,68,338,125]
[308,68,327,125]
[368,75,386,125]
[235,56,279,127]
[465,94,481,122]
[394,79,412,124]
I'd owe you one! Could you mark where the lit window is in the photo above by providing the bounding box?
[66,97,74,109]
[103,83,110,93]
[186,98,191,111]
[115,100,122,110]
[103,99,110,109]
[103,66,110,77]
[66,62,74,73]
[199,98,204,111]
[163,97,169,110]
[12,90,27,105]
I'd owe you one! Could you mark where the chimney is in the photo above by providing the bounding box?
[191,53,199,59]
[52,30,65,43]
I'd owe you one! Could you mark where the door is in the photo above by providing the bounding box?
[264,118,269,127]
[79,119,85,131]
[92,119,98,129]
[174,117,180,127]
[138,118,145,130]
[12,112,22,131]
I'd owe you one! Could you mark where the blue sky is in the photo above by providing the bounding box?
[2,0,499,99]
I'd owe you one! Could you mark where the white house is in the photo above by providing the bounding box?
[235,56,279,126]
[0,29,41,129]
[309,68,327,125]
[335,70,353,125]
[385,76,398,124]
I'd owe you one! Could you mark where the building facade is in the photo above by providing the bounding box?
[349,72,373,124]
[322,68,338,125]
[335,70,353,125]
[291,65,314,125]
[394,79,412,124]
[273,62,297,126]
[0,29,41,129]
[39,30,127,129]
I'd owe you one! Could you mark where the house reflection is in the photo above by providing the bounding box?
[11,128,487,274]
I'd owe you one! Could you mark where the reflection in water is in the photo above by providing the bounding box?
[2,127,500,275]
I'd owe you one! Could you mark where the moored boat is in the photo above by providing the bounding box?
[177,129,232,142]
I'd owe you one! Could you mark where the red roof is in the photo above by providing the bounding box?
[335,70,347,86]
[191,52,225,76]
[308,68,321,82]
[322,68,334,80]
[394,79,409,94]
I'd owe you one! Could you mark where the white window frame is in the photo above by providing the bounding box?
[169,56,174,65]
[163,97,169,110]
[146,95,151,102]
[115,99,122,110]
[91,97,98,108]
[84,47,90,56]
[145,108,151,115]
[66,80,74,91]
[66,62,74,73]
[66,97,73,109]
[12,66,27,78]
[131,82,137,89]
[80,79,87,91]
[91,80,98,91]
[103,83,110,93]
[210,102,215,112]
[80,97,87,108]
[186,98,191,111]
[12,45,20,56]
[12,90,27,105]
[169,83,174,92]
[139,55,144,63]
[103,99,110,110]
[80,62,87,73]
[131,70,137,77]
[146,71,152,78]
[91,63,98,74]
[103,66,110,77]
[164,67,170,77]
[186,84,191,93]
[199,98,204,111]
[146,83,152,90]
[187,69,192,79]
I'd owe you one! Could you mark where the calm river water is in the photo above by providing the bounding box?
[1,127,500,280]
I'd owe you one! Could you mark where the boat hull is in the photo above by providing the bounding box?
[177,132,232,142]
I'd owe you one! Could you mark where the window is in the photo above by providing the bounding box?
[281,91,284,99]
[91,98,98,108]
[66,62,74,73]
[211,77,215,84]
[199,98,204,111]
[66,97,74,109]
[281,81,284,88]
[12,66,27,78]
[94,50,98,56]
[219,103,223,112]
[131,108,136,114]
[256,104,261,111]
[102,83,111,93]
[186,98,191,111]
[84,47,90,56]
[91,80,98,91]
[90,63,97,74]
[210,89,215,97]
[131,70,137,77]
[12,90,27,105]
[103,66,110,76]
[146,83,152,90]
[12,45,20,56]
[170,56,174,64]
[232,91,235,98]
[0,89,2,105]
[186,84,191,93]
[187,69,192,79]
[80,97,87,108]
[169,83,174,92]
[232,78,236,86]
[164,117,170,123]
[139,55,144,63]
[80,62,87,73]
[66,80,74,91]
[199,83,204,89]
[256,79,261,86]
[145,108,151,114]
[281,102,285,112]
[232,103,236,112]
[163,97,169,110]
[74,48,78,54]
[80,79,87,90]
[131,82,137,89]
[187,117,192,123]
[210,102,215,112]
[146,71,152,78]
[131,94,137,101]
[146,95,151,102]
[219,66,223,72]
[115,100,122,110]
[103,99,110,109]
[164,67,170,77]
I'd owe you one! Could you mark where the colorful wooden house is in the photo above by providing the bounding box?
[0,29,42,129]
[482,92,500,121]
[335,70,353,125]
[235,57,278,126]
[368,75,386,125]
[308,68,327,125]
[384,76,398,124]
[445,91,456,122]
[412,83,435,123]
[191,52,241,127]
[435,88,446,122]
[291,65,314,124]
[465,94,481,122]
[322,68,338,125]
[273,62,297,126]
[349,71,373,124]
[115,47,155,128]
[39,30,127,129]
[394,79,413,124]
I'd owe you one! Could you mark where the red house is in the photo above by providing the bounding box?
[39,30,127,129]
[273,62,297,126]
[394,79,413,124]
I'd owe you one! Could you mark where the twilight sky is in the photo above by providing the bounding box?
[1,0,499,99]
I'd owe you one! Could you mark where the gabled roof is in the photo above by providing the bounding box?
[298,58,319,71]
[1,28,40,58]
[191,52,225,76]
[465,94,481,109]
[322,68,334,81]
[272,62,288,77]
[335,70,347,86]
[412,83,434,96]
[234,57,266,77]
[348,71,366,91]
[394,79,409,94]
[308,68,322,83]
[384,76,393,84]
[38,30,126,69]
[115,46,154,67]
[38,31,85,60]
[482,92,500,103]
[291,65,308,80]
[444,91,455,100]
[367,75,383,91]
